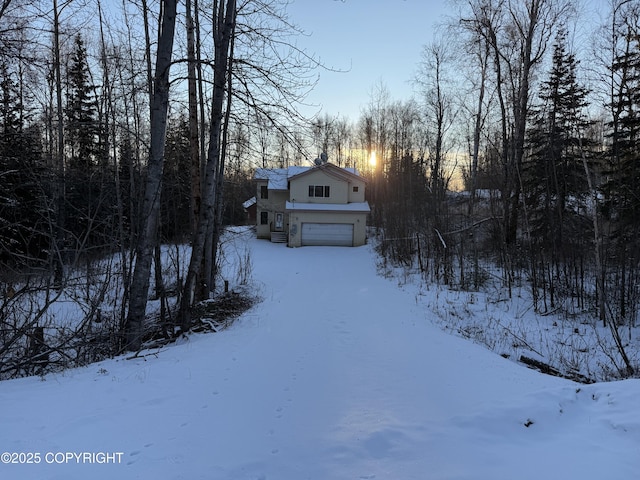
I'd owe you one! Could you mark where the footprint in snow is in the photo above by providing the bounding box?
[127,451,140,465]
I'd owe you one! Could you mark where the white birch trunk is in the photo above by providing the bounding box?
[180,0,236,331]
[125,0,177,351]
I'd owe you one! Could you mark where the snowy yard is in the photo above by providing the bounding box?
[1,228,639,480]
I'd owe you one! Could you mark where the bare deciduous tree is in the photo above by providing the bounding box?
[125,0,178,351]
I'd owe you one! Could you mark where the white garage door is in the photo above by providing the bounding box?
[301,223,354,246]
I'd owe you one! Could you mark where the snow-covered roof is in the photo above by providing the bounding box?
[285,201,370,213]
[254,166,311,190]
[288,163,364,184]
[254,164,362,190]
[242,196,256,209]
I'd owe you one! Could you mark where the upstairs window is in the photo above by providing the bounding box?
[260,185,268,199]
[353,186,359,193]
[308,185,330,197]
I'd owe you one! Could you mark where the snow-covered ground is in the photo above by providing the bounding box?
[1,228,640,480]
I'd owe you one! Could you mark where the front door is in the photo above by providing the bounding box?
[274,212,284,231]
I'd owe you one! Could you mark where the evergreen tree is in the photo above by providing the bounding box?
[66,34,100,170]
[64,34,114,256]
[600,10,640,324]
[0,60,48,269]
[161,115,192,241]
[0,60,21,137]
[523,31,592,252]
[118,136,140,246]
[603,20,640,244]
[521,31,595,312]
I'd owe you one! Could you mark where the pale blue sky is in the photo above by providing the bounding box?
[287,0,450,121]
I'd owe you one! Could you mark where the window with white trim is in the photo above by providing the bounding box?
[308,185,330,197]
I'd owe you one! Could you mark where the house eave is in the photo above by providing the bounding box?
[285,201,370,213]
[287,163,367,184]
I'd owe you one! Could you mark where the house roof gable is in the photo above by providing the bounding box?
[287,163,366,185]
[254,166,310,190]
[254,163,364,190]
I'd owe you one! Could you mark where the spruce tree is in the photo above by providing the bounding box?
[65,34,113,255]
[600,12,640,325]
[161,114,192,241]
[521,31,594,311]
[603,22,640,244]
[66,34,100,170]
[0,60,47,269]
[523,31,591,252]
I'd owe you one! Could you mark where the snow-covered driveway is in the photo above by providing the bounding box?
[1,232,639,479]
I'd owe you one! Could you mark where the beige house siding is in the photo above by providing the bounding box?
[289,169,367,205]
[255,180,289,239]
[347,178,366,203]
[287,210,368,247]
[289,170,349,204]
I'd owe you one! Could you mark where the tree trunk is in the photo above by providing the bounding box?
[180,0,236,332]
[468,40,488,217]
[208,31,236,295]
[186,0,201,234]
[125,0,177,351]
[579,138,634,376]
[97,1,131,328]
[52,0,66,287]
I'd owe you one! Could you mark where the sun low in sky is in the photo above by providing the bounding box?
[369,151,377,168]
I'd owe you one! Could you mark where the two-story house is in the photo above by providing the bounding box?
[254,161,370,247]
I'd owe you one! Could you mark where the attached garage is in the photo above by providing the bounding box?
[286,201,370,247]
[301,223,354,247]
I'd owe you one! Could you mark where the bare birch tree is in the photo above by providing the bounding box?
[51,0,67,287]
[186,0,201,234]
[455,0,494,215]
[415,40,457,210]
[179,0,237,331]
[125,0,178,351]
